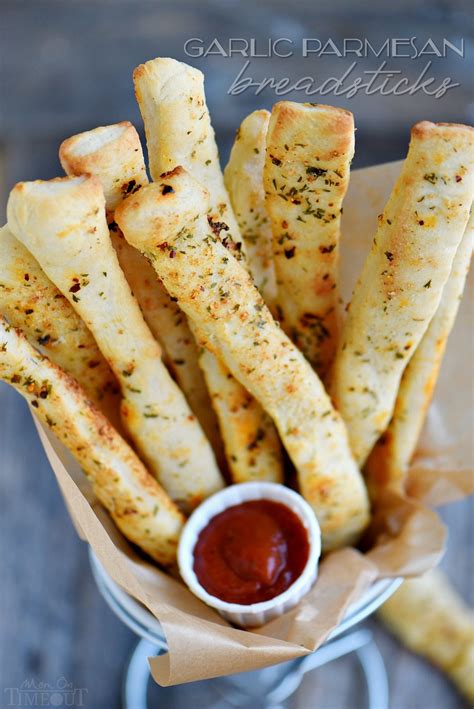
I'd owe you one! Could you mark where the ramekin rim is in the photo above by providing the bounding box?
[177,481,321,615]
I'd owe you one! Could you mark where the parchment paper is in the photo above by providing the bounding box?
[31,161,473,685]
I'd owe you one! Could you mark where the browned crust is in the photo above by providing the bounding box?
[0,316,184,565]
[412,120,474,135]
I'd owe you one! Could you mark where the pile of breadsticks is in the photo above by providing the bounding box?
[1,57,472,568]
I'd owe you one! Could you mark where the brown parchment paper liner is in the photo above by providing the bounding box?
[31,161,472,686]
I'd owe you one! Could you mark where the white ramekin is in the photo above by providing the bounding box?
[178,481,321,628]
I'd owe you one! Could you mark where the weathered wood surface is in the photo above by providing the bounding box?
[0,1,472,707]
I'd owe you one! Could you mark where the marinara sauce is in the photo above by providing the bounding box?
[193,499,309,604]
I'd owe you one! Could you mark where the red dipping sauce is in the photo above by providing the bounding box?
[193,499,310,604]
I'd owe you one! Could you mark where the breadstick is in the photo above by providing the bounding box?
[264,102,354,377]
[0,315,183,566]
[192,341,283,483]
[366,210,473,493]
[110,232,225,468]
[134,58,284,484]
[330,122,474,466]
[59,122,223,464]
[0,224,121,426]
[115,168,370,550]
[378,569,474,703]
[7,175,224,512]
[134,57,243,254]
[185,312,283,483]
[58,121,149,214]
[224,110,277,309]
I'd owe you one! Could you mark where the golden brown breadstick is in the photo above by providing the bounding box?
[192,341,283,483]
[134,58,284,484]
[366,210,473,493]
[224,110,277,309]
[330,122,474,466]
[110,232,225,468]
[378,569,474,703]
[59,122,148,213]
[264,102,355,377]
[0,224,120,426]
[134,57,242,253]
[59,122,223,464]
[0,315,183,566]
[7,175,224,512]
[115,168,370,550]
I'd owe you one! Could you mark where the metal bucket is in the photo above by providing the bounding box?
[89,549,402,708]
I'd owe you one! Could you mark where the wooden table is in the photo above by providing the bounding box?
[0,2,472,706]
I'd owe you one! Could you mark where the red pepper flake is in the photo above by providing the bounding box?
[247,427,265,450]
[319,244,336,254]
[24,273,30,281]
[160,168,180,179]
[208,216,230,237]
[222,236,241,253]
[169,249,177,259]
[122,179,140,195]
[307,166,327,177]
[69,283,81,293]
[455,175,462,182]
